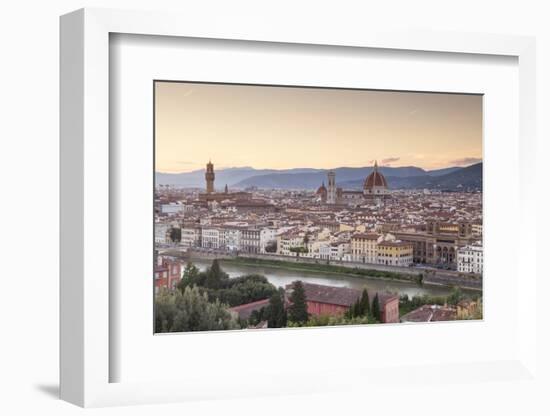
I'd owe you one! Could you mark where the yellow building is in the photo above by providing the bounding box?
[276,232,305,256]
[339,223,355,232]
[377,240,413,267]
[350,233,379,264]
[355,224,367,233]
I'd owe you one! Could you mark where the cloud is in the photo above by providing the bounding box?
[449,157,482,166]
[380,157,400,166]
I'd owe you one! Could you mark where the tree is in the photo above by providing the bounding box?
[359,288,370,316]
[288,280,309,324]
[212,275,276,307]
[472,298,483,320]
[177,261,203,292]
[169,227,181,243]
[204,259,228,289]
[265,240,277,253]
[248,308,266,327]
[267,288,287,328]
[372,293,381,322]
[179,269,278,308]
[289,246,308,257]
[346,288,370,319]
[446,287,463,306]
[288,314,377,328]
[182,262,200,280]
[155,288,178,332]
[155,286,239,332]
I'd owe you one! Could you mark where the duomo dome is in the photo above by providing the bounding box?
[363,161,389,195]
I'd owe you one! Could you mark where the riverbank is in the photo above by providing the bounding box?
[223,256,423,286]
[164,248,481,292]
[183,256,480,299]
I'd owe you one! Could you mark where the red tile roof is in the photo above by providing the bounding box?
[296,282,361,307]
[229,298,270,319]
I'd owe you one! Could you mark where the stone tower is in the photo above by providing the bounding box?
[205,160,215,193]
[327,170,336,204]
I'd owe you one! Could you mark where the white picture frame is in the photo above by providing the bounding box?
[60,8,538,408]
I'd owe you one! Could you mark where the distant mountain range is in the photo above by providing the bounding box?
[155,163,481,191]
[156,167,323,188]
[338,163,482,191]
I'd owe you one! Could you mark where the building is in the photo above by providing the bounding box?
[350,233,380,263]
[472,223,483,237]
[205,160,215,193]
[232,200,277,214]
[318,242,332,260]
[229,298,270,321]
[180,225,201,248]
[327,171,337,204]
[393,221,477,267]
[154,256,182,293]
[160,202,184,215]
[400,304,457,323]
[363,160,390,197]
[286,282,400,323]
[241,228,261,254]
[337,188,364,204]
[287,282,360,316]
[277,232,305,256]
[222,227,242,252]
[154,222,171,244]
[329,241,350,261]
[376,240,413,267]
[316,182,327,203]
[457,242,483,274]
[377,293,400,323]
[260,228,277,253]
[321,161,390,206]
[199,160,253,203]
[201,226,221,249]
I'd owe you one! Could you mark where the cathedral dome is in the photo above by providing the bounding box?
[363,161,388,192]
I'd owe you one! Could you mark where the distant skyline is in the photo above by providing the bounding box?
[155,82,482,173]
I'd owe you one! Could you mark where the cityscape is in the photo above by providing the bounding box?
[154,82,483,333]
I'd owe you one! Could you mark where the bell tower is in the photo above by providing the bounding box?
[327,171,336,204]
[205,160,215,193]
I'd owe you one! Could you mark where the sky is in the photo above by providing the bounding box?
[155,81,482,173]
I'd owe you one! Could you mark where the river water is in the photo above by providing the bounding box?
[190,258,463,298]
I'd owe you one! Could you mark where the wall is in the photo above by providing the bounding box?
[0,1,548,415]
[307,301,349,317]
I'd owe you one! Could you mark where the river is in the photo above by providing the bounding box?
[189,258,466,298]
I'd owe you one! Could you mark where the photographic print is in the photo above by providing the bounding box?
[154,81,483,333]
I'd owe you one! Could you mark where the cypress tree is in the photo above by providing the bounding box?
[267,288,287,328]
[372,293,381,322]
[353,301,361,317]
[288,281,309,324]
[204,259,227,289]
[360,288,370,316]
